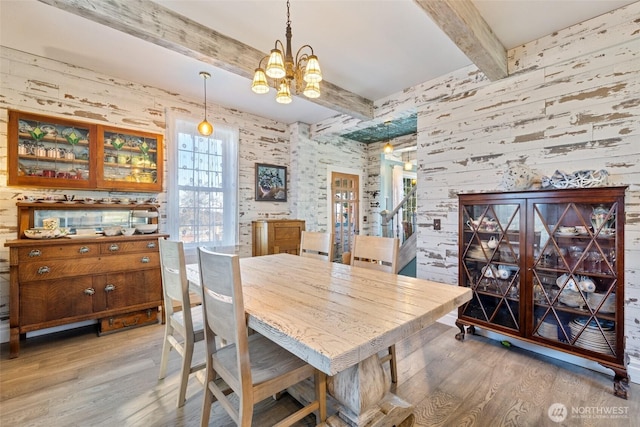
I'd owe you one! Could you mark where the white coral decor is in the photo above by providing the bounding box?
[500,164,536,191]
[541,169,609,189]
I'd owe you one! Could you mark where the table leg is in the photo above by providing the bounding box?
[323,354,415,427]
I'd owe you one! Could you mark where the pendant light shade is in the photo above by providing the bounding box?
[251,68,270,94]
[198,120,213,136]
[266,49,286,79]
[198,71,213,136]
[276,80,292,104]
[303,81,320,98]
[303,55,322,83]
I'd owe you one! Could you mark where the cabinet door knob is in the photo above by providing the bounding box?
[141,256,150,263]
[28,249,42,257]
[104,284,116,292]
[37,266,50,275]
[109,244,120,252]
[146,242,156,249]
[79,246,90,254]
[84,288,95,295]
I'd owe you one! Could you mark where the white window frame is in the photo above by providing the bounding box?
[166,114,239,261]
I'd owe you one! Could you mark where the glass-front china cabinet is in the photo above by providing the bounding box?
[457,187,628,399]
[8,110,162,192]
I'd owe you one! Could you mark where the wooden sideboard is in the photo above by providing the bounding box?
[252,219,305,256]
[5,201,168,358]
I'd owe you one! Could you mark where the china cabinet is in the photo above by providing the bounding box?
[252,219,305,256]
[457,187,628,399]
[8,110,163,192]
[4,201,168,358]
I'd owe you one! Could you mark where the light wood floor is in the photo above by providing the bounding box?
[1,321,637,426]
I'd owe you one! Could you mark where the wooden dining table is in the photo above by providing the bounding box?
[186,253,471,427]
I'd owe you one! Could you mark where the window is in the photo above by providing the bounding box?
[167,117,238,256]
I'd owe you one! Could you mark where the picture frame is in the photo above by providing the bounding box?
[255,163,287,201]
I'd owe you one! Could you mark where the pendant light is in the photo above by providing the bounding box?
[197,71,213,136]
[383,121,393,154]
[404,152,413,171]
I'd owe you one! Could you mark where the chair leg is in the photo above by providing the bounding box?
[177,339,194,407]
[158,325,173,380]
[200,367,213,427]
[388,345,398,384]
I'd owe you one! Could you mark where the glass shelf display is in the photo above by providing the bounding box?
[8,110,162,192]
[11,113,93,188]
[99,128,160,189]
[456,187,628,399]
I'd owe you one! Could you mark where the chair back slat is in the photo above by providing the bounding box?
[158,239,192,325]
[197,248,248,354]
[350,235,399,273]
[299,231,334,261]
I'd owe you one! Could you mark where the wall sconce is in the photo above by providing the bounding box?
[197,71,213,136]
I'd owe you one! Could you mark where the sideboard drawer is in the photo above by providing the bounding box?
[99,239,159,255]
[17,243,100,262]
[18,252,160,282]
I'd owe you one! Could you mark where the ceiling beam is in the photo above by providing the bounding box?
[414,0,508,81]
[37,0,373,121]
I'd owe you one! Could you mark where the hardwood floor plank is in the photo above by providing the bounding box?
[1,322,637,426]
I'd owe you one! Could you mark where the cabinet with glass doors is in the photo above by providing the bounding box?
[457,187,628,399]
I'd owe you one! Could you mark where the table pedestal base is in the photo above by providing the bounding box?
[322,354,415,427]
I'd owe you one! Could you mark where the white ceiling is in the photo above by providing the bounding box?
[1,0,636,126]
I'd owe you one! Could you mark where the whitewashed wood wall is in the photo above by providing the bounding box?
[0,47,365,324]
[408,4,639,380]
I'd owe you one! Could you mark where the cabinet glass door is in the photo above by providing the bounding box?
[460,202,523,332]
[531,201,618,357]
[14,114,92,184]
[100,128,160,189]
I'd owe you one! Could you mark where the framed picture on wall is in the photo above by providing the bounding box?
[255,163,287,201]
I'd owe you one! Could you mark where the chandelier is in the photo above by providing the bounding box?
[251,0,322,104]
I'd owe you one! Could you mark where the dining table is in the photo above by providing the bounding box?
[186,253,471,427]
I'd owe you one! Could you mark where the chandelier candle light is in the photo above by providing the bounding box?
[198,71,213,136]
[251,0,322,104]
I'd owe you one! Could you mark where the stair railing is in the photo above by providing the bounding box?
[380,185,417,245]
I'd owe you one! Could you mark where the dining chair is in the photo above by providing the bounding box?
[158,238,206,408]
[350,234,400,383]
[197,248,327,427]
[299,231,334,261]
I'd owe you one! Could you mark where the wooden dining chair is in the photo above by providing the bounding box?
[299,231,334,261]
[197,248,327,427]
[158,239,206,408]
[350,234,400,383]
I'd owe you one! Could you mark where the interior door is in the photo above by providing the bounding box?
[331,172,359,262]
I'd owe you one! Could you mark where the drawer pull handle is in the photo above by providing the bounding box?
[147,242,156,249]
[104,284,116,292]
[37,266,50,275]
[28,249,42,257]
[84,288,95,296]
[109,244,120,252]
[79,246,90,254]
[122,318,140,327]
[141,256,150,263]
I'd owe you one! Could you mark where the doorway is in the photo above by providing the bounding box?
[331,172,359,262]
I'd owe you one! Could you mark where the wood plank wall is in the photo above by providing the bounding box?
[0,47,364,325]
[411,3,640,379]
